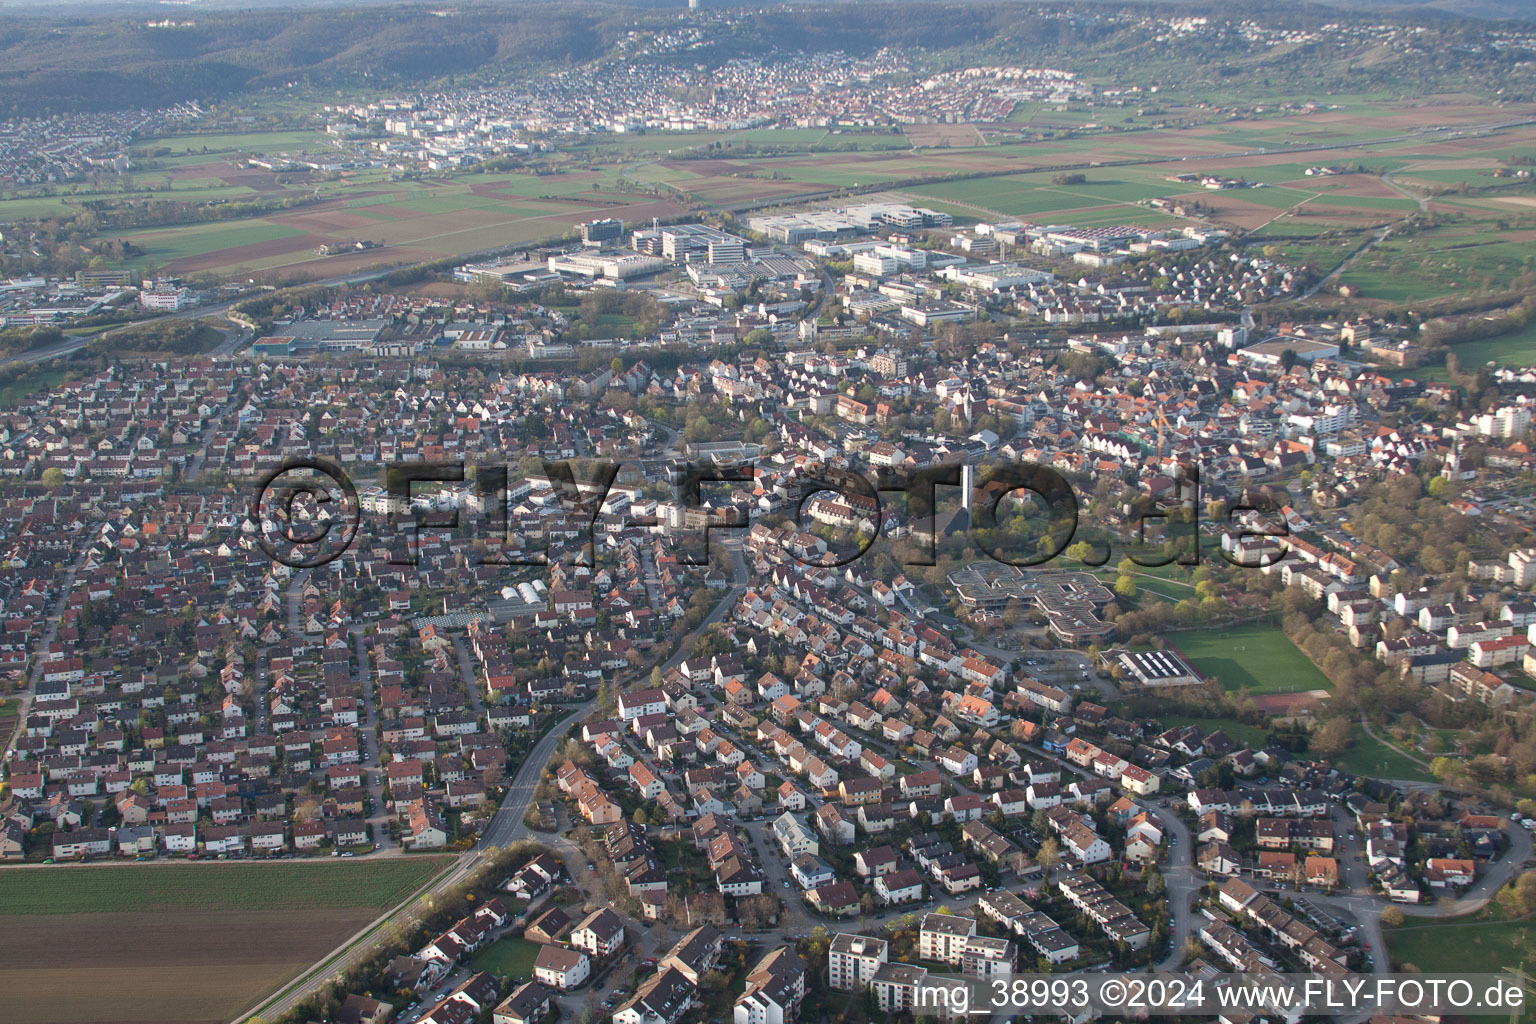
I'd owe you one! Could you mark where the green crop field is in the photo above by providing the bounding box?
[1165,623,1332,695]
[137,130,336,155]
[0,858,451,915]
[114,220,305,264]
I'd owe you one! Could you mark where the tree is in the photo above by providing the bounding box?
[805,925,830,963]
[1037,838,1061,881]
[41,468,65,487]
[1494,871,1536,917]
[1380,906,1405,927]
[1064,541,1095,565]
[1429,756,1463,785]
[1114,575,1138,600]
[1310,717,1353,758]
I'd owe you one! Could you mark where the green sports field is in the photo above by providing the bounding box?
[1166,623,1332,695]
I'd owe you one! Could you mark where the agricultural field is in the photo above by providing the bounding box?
[1341,220,1536,303]
[1164,623,1332,697]
[0,144,691,282]
[6,93,1536,286]
[0,858,450,1024]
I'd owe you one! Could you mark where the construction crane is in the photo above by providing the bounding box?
[1154,408,1172,459]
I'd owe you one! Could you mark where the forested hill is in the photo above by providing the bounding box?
[0,4,616,117]
[0,1,1532,118]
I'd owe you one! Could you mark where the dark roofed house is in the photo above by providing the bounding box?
[524,905,573,944]
[613,966,696,1024]
[493,981,552,1024]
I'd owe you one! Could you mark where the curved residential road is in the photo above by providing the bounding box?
[1399,820,1534,919]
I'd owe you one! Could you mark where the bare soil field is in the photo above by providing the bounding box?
[166,161,242,181]
[169,233,317,274]
[1281,175,1410,200]
[1189,195,1289,230]
[0,859,451,1024]
[1296,203,1400,227]
[277,210,388,233]
[166,187,689,280]
[904,123,985,148]
[0,908,375,1024]
[0,908,373,969]
[0,964,302,1024]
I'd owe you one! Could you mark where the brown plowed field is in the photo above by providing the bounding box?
[0,907,374,1024]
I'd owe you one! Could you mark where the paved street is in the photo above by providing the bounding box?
[354,629,395,852]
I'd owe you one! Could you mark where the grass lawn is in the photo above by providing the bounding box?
[0,858,451,914]
[470,935,543,980]
[1163,623,1332,695]
[1330,725,1436,783]
[1445,320,1536,372]
[1386,904,1536,984]
[137,130,335,155]
[0,365,76,407]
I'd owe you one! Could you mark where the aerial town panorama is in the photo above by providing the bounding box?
[2,1,1536,1023]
